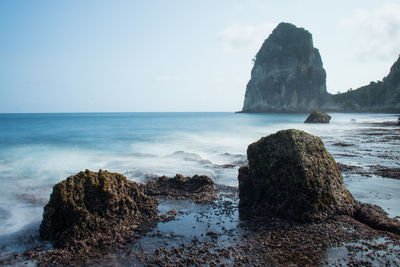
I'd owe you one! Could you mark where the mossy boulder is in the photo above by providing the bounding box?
[304,110,331,123]
[238,129,355,222]
[39,169,158,249]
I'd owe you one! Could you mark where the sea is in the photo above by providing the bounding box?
[0,112,399,259]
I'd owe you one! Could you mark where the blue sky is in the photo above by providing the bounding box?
[1,0,399,112]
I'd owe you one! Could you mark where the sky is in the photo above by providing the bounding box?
[0,0,399,113]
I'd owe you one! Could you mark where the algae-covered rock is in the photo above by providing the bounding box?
[39,169,158,249]
[143,174,217,203]
[304,110,331,123]
[238,129,355,222]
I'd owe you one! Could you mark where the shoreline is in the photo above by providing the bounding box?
[1,118,399,266]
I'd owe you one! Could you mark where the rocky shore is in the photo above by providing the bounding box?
[1,119,400,266]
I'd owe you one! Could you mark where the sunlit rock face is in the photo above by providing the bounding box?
[242,22,329,113]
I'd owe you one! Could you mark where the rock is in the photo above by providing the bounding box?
[354,202,400,235]
[238,129,355,222]
[304,110,331,123]
[238,129,400,235]
[240,21,400,113]
[241,22,329,113]
[39,169,158,249]
[332,54,400,112]
[143,174,217,203]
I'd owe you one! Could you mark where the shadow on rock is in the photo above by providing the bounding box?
[238,129,400,235]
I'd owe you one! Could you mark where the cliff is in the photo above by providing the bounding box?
[332,55,400,112]
[241,22,400,113]
[242,22,329,113]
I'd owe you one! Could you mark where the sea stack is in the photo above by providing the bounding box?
[241,22,329,113]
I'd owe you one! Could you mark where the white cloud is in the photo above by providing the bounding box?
[218,23,275,54]
[154,74,179,82]
[341,2,400,61]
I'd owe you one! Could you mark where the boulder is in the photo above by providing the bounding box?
[238,129,355,222]
[39,169,158,249]
[143,174,217,203]
[304,110,331,123]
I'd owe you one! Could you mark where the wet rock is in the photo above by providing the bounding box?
[238,129,355,222]
[371,166,400,179]
[354,202,400,235]
[304,110,331,123]
[39,169,158,249]
[143,174,217,203]
[332,142,353,147]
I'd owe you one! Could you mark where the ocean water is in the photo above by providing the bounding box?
[0,112,399,258]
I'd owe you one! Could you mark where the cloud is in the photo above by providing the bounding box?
[218,23,275,54]
[341,2,400,61]
[154,74,179,82]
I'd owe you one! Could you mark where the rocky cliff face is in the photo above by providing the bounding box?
[242,22,329,113]
[332,55,400,112]
[241,22,400,113]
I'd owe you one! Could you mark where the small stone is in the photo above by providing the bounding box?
[304,110,331,123]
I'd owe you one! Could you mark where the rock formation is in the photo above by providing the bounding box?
[240,22,400,113]
[238,129,355,222]
[143,174,217,203]
[241,22,329,113]
[39,169,158,249]
[333,55,400,112]
[304,110,331,123]
[238,129,400,234]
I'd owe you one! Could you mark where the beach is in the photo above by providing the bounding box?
[0,112,399,265]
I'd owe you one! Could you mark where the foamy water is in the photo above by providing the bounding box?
[0,112,399,257]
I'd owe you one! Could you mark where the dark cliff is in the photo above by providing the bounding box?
[242,22,329,113]
[332,55,400,112]
[241,22,400,113]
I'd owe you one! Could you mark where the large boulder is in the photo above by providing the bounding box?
[304,110,331,123]
[238,129,355,222]
[39,169,158,249]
